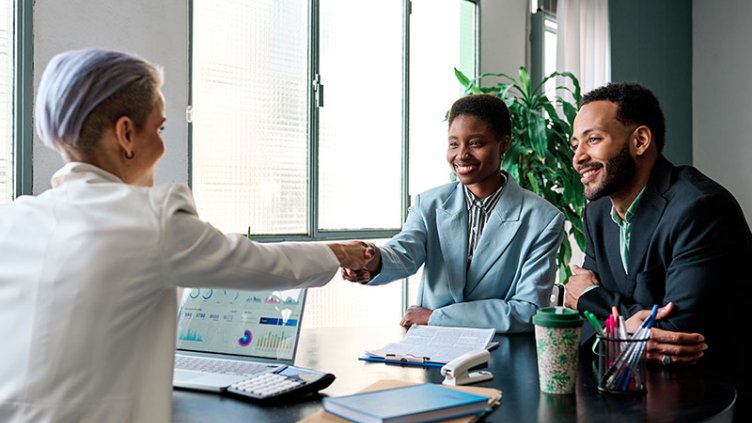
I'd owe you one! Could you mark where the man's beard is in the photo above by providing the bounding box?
[584,143,636,201]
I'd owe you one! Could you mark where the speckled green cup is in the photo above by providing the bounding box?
[533,307,583,394]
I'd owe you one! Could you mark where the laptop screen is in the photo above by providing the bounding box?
[176,288,306,361]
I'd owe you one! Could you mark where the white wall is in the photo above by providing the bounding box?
[32,0,188,193]
[693,0,752,227]
[479,0,528,76]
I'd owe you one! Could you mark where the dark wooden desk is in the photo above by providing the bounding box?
[172,326,736,422]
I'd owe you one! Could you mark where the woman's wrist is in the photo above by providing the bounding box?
[364,242,382,273]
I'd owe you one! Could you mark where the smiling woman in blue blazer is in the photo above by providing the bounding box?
[343,94,565,333]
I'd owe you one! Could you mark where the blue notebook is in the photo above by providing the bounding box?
[322,383,489,423]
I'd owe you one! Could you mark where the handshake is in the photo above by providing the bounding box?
[326,241,381,284]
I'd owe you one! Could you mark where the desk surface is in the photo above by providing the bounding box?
[172,326,735,422]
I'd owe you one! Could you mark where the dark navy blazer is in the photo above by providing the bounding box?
[578,155,752,376]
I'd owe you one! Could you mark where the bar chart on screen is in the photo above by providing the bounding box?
[178,328,205,343]
[254,330,295,354]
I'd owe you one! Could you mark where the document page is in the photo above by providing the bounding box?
[364,325,495,363]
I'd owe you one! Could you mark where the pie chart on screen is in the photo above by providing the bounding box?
[238,329,252,347]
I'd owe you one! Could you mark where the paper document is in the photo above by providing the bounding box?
[364,325,495,364]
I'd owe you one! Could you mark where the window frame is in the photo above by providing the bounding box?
[530,4,557,88]
[12,0,33,198]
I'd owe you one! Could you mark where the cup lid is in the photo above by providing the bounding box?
[533,307,583,328]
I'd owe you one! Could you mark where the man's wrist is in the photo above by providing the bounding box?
[582,285,599,295]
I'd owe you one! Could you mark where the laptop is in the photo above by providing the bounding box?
[173,287,307,392]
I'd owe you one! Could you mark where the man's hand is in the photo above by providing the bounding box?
[400,305,433,327]
[625,303,707,365]
[340,242,381,283]
[564,265,600,309]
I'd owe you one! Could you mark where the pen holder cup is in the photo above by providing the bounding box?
[596,335,649,395]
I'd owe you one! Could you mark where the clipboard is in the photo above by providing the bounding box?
[361,325,496,366]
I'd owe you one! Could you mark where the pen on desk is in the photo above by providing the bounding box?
[385,353,431,363]
[358,356,445,368]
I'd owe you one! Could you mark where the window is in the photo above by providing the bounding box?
[407,0,477,304]
[542,15,557,94]
[191,0,309,235]
[0,0,31,203]
[318,1,403,231]
[191,1,477,327]
[530,0,558,93]
[0,1,13,202]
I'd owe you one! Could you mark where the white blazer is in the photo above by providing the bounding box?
[0,162,338,423]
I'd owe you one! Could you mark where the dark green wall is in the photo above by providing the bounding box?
[609,0,693,165]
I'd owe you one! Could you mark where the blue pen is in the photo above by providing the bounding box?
[618,304,658,390]
[642,304,659,330]
[358,356,444,368]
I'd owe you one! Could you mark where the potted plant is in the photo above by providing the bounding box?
[454,67,585,283]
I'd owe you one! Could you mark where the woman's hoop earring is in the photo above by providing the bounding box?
[124,150,135,160]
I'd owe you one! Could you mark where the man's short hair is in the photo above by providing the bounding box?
[581,82,666,153]
[448,94,512,141]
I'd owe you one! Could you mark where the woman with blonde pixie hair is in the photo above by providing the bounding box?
[0,48,372,422]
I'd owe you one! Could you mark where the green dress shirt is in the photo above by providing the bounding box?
[609,188,645,274]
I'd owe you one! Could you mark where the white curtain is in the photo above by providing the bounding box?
[556,0,610,94]
[555,0,609,272]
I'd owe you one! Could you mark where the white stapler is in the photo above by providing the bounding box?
[440,350,493,386]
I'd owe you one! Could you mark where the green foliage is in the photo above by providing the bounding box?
[455,66,586,283]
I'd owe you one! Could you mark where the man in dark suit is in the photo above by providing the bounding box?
[565,82,751,419]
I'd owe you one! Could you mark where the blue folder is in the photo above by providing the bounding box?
[323,382,490,422]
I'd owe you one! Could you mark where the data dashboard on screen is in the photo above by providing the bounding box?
[175,288,306,361]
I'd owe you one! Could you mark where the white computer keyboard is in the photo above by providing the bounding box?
[226,366,335,402]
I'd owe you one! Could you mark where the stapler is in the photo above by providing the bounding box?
[440,350,493,386]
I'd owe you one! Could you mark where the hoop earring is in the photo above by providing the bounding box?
[124,150,135,160]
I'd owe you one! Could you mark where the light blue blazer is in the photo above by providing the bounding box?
[369,176,564,333]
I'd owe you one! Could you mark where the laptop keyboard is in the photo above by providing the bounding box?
[175,355,278,376]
